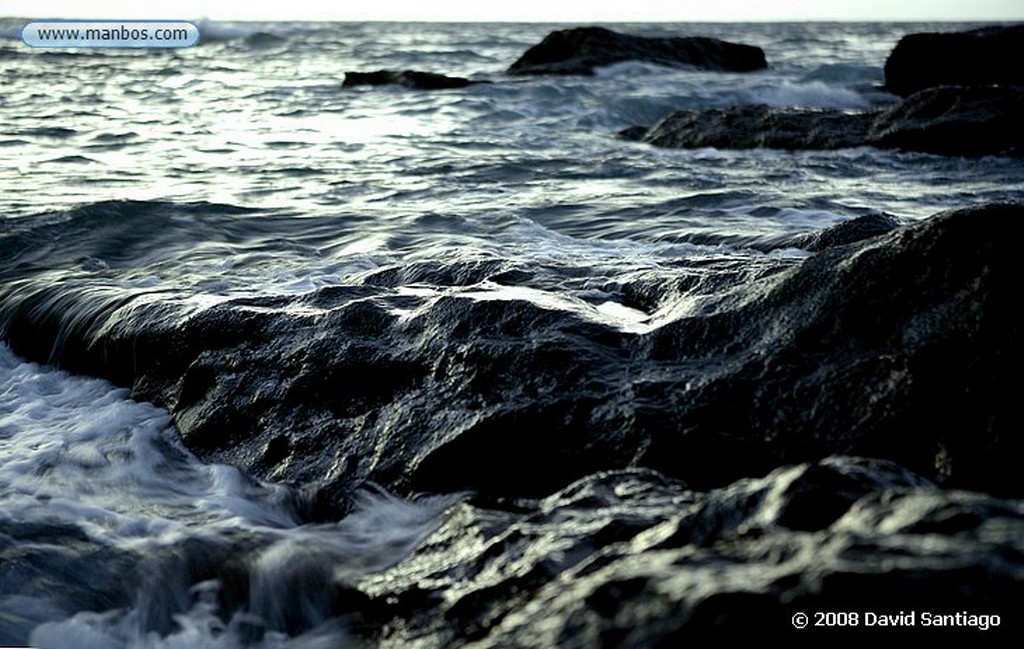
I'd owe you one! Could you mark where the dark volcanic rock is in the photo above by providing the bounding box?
[343,70,482,90]
[639,85,1024,157]
[0,201,1020,505]
[507,26,767,76]
[353,459,1024,645]
[885,25,1024,96]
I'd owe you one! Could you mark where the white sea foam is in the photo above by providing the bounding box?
[0,344,296,537]
[0,345,460,647]
[744,80,871,109]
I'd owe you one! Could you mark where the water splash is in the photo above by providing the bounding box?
[0,344,461,647]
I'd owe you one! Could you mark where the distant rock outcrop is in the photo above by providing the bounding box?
[343,70,483,90]
[507,26,767,76]
[639,104,874,150]
[636,85,1024,157]
[885,25,1024,96]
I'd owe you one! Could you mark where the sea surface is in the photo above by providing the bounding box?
[1,20,1022,646]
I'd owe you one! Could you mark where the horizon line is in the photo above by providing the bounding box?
[4,15,1024,23]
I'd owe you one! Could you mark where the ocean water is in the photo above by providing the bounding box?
[1,20,1023,646]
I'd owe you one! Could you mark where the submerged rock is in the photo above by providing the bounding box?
[616,125,649,142]
[639,85,1024,157]
[507,26,767,76]
[885,24,1024,96]
[343,70,483,90]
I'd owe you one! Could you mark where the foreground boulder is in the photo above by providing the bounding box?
[358,459,1023,644]
[885,24,1024,96]
[507,26,767,76]
[637,85,1024,157]
[343,70,483,90]
[0,201,1019,505]
[8,458,1021,644]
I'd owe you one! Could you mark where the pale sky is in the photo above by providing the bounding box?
[2,0,1023,22]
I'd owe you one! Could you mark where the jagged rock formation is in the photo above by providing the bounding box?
[358,459,1022,644]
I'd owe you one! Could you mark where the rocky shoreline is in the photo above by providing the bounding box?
[2,23,1021,645]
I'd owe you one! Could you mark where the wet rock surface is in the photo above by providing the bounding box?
[507,26,767,76]
[885,25,1024,96]
[638,85,1024,157]
[786,212,904,252]
[636,202,1021,497]
[0,202,1019,506]
[354,458,1023,644]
